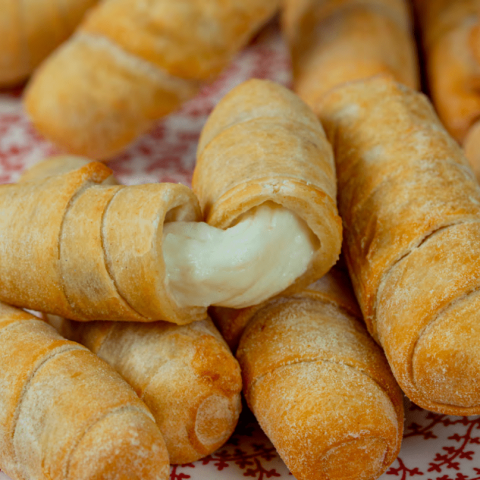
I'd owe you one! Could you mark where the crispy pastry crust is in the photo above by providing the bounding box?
[0,303,170,480]
[319,75,480,414]
[212,268,403,480]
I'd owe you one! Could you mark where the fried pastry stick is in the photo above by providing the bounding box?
[211,268,404,480]
[0,302,170,480]
[24,0,281,159]
[319,75,480,415]
[414,0,480,181]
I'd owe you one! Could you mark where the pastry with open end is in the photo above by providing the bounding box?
[1,160,204,325]
[19,156,243,464]
[193,78,343,298]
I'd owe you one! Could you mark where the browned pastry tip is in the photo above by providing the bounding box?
[24,0,281,159]
[194,78,342,296]
[0,302,170,480]
[319,74,480,414]
[18,155,117,184]
[211,268,404,480]
[284,0,419,114]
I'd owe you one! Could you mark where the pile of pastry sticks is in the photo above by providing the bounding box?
[2,1,480,480]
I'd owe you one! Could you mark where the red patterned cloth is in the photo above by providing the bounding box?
[1,21,480,480]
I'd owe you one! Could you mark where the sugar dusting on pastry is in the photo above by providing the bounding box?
[320,75,480,415]
[194,394,240,447]
[232,272,403,480]
[0,309,170,480]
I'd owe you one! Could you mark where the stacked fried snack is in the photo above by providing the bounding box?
[3,0,480,471]
[193,80,406,479]
[414,0,480,180]
[0,80,341,324]
[1,79,352,478]
[0,0,98,87]
[19,156,243,465]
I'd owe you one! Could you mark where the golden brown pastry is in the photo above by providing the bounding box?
[212,268,404,480]
[0,302,170,480]
[11,147,333,322]
[18,156,242,464]
[414,0,480,180]
[193,79,343,296]
[283,0,419,114]
[319,75,480,415]
[0,0,98,87]
[23,0,280,159]
[49,315,242,465]
[1,160,204,324]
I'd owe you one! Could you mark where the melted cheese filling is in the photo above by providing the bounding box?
[163,203,316,308]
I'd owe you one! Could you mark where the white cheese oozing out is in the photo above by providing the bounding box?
[162,202,317,309]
